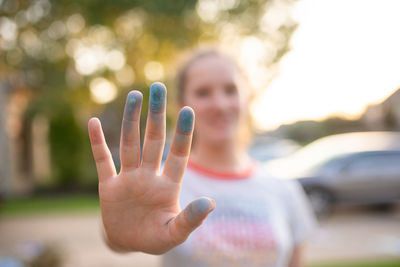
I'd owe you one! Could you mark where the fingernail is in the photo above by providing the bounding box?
[178,108,194,133]
[188,198,214,221]
[149,82,166,113]
[126,93,136,115]
[124,91,142,120]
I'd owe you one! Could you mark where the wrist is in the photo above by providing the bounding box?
[101,226,130,253]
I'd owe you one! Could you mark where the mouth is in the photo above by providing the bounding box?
[208,116,234,128]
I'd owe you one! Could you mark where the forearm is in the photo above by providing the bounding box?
[288,244,305,267]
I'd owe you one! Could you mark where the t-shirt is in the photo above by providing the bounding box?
[162,161,317,267]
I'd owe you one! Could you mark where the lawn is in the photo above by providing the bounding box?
[0,194,100,216]
[309,259,400,267]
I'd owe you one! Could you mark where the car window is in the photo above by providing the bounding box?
[312,155,349,174]
[343,152,400,176]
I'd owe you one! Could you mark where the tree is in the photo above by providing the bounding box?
[0,0,298,191]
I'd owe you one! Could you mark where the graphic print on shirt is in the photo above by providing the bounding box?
[188,195,278,267]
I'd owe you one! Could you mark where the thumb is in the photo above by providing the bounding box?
[168,197,215,244]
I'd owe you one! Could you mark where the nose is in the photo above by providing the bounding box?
[211,88,230,110]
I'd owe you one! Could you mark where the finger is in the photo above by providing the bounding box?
[120,91,143,172]
[88,118,116,182]
[168,197,215,244]
[163,107,194,182]
[141,82,166,171]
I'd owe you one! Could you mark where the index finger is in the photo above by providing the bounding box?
[163,106,194,182]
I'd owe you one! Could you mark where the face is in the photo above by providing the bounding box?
[182,55,249,146]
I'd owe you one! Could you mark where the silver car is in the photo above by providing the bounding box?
[265,132,400,216]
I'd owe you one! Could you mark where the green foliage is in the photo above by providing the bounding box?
[275,116,367,145]
[1,0,297,191]
[48,104,86,186]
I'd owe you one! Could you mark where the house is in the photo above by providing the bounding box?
[362,88,400,130]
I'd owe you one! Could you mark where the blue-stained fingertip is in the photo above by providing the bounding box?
[187,197,215,221]
[124,91,142,120]
[178,107,194,133]
[149,82,166,113]
[127,92,136,112]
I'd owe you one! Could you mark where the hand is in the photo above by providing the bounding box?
[88,82,215,254]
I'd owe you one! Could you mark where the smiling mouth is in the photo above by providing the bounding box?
[209,118,233,127]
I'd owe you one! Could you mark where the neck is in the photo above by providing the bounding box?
[190,139,251,173]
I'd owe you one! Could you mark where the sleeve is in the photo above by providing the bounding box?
[284,180,318,245]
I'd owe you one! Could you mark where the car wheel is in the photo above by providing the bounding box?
[305,187,333,218]
[371,203,396,213]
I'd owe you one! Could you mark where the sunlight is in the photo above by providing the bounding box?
[251,0,400,130]
[144,61,165,81]
[89,77,118,104]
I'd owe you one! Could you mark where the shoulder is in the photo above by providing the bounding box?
[255,164,318,240]
[253,163,312,211]
[254,163,301,191]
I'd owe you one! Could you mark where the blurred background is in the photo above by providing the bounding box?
[1,0,400,266]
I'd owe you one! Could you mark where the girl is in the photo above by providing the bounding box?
[88,48,316,267]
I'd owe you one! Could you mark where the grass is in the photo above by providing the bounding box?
[0,194,100,216]
[308,259,400,267]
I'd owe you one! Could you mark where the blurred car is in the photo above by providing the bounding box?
[265,132,400,216]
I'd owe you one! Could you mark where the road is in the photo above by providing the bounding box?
[1,207,400,266]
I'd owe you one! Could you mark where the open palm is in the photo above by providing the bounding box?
[88,82,215,254]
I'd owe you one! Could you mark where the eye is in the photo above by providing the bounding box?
[194,86,211,98]
[225,84,237,96]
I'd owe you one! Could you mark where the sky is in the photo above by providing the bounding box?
[251,0,400,131]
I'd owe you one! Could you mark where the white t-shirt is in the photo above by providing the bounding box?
[162,161,317,267]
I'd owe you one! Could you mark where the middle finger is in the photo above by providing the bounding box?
[141,82,167,172]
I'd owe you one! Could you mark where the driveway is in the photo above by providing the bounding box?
[1,207,400,266]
